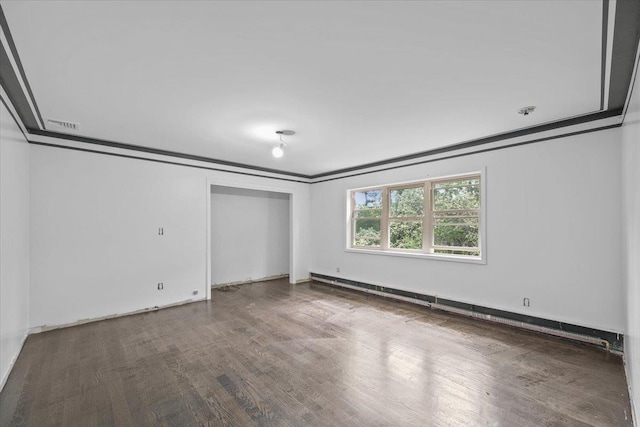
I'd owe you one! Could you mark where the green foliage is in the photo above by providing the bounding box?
[354,190,383,246]
[433,179,479,251]
[389,187,424,249]
[433,179,479,210]
[390,221,422,249]
[354,218,381,247]
[433,224,478,248]
[353,179,480,253]
[390,187,424,217]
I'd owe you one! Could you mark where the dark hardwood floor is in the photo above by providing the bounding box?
[0,279,633,426]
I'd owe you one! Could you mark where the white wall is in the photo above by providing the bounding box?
[622,62,640,421]
[29,145,310,328]
[310,128,624,333]
[211,186,289,284]
[0,103,30,389]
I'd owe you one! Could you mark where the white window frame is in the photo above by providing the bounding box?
[346,170,486,264]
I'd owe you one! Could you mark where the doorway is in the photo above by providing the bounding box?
[207,183,292,299]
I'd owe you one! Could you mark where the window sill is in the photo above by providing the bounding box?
[344,248,486,264]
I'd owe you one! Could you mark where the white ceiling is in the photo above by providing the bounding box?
[3,1,604,176]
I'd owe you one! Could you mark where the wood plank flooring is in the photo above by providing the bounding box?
[0,279,634,426]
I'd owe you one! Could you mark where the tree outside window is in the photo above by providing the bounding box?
[349,174,481,258]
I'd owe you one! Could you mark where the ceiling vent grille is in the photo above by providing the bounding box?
[46,118,80,132]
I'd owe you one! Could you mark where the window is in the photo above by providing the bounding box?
[352,189,383,247]
[431,177,480,256]
[349,173,482,260]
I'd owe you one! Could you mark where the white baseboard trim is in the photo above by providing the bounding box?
[0,330,29,393]
[29,297,206,334]
[211,274,289,288]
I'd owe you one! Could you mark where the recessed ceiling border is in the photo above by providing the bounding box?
[601,0,611,110]
[27,140,312,185]
[26,127,312,179]
[0,1,638,182]
[308,109,621,180]
[0,27,39,129]
[607,0,640,110]
[0,4,43,129]
[310,122,622,185]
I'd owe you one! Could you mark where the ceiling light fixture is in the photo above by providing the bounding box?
[273,130,295,158]
[517,106,536,116]
[272,143,285,158]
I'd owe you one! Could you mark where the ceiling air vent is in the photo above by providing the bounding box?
[46,118,80,132]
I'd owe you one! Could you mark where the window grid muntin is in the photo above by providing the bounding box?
[349,174,481,257]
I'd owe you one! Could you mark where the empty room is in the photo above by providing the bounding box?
[1,1,639,426]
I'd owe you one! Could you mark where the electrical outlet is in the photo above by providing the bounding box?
[157,282,164,290]
[192,290,198,296]
[336,267,340,273]
[523,297,530,307]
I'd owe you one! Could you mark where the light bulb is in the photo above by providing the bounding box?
[272,145,284,158]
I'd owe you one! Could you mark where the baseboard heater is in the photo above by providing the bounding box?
[310,273,623,352]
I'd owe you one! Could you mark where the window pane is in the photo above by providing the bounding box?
[354,219,381,247]
[389,221,423,249]
[434,178,480,190]
[354,237,381,247]
[433,224,479,248]
[433,179,479,211]
[354,190,383,209]
[355,209,382,218]
[433,214,479,226]
[390,187,424,217]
